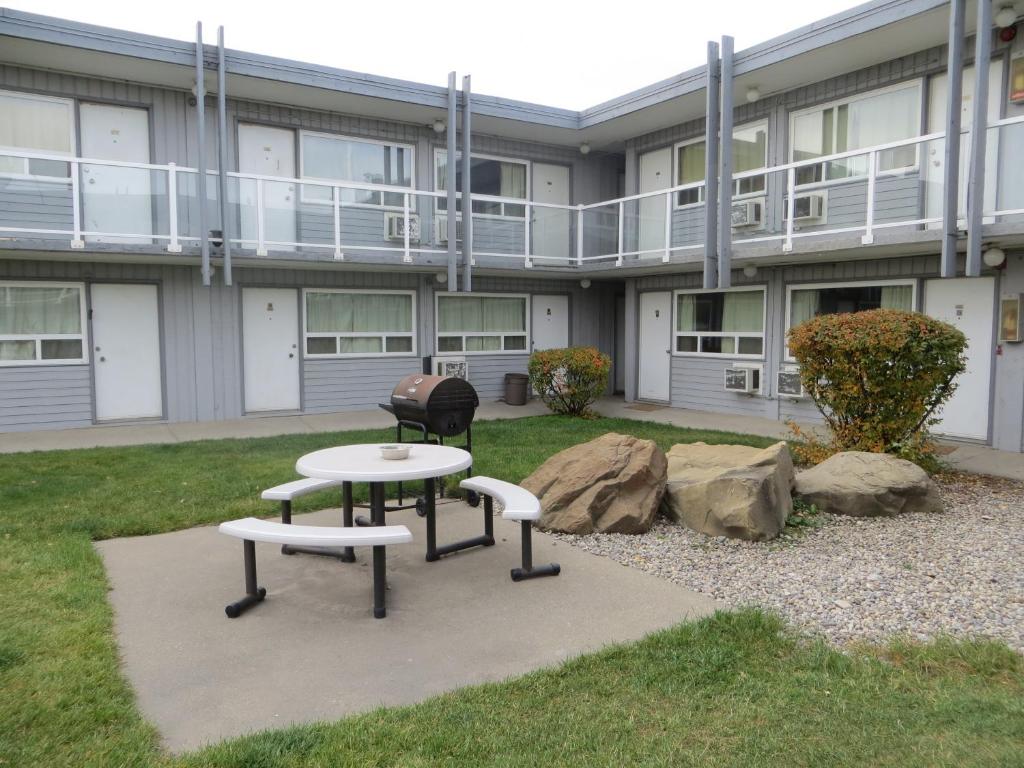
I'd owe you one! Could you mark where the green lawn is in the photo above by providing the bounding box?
[0,416,1020,767]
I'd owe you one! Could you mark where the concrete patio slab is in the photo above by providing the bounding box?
[96,502,719,753]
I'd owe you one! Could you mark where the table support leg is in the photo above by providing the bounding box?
[340,481,356,563]
[424,477,437,561]
[370,481,388,618]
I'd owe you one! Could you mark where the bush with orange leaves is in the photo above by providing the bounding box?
[786,308,966,471]
[527,346,611,418]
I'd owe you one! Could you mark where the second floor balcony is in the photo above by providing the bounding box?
[3,115,1024,273]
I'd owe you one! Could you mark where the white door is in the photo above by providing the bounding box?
[924,277,995,440]
[238,125,296,250]
[242,288,300,412]
[91,283,163,421]
[638,291,672,401]
[532,163,571,259]
[531,295,569,351]
[639,147,671,255]
[926,62,1002,225]
[80,104,152,243]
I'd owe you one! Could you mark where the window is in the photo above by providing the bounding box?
[0,90,75,178]
[0,282,87,365]
[790,82,922,185]
[434,151,528,218]
[674,289,765,356]
[436,294,528,353]
[785,279,916,357]
[300,132,414,208]
[303,290,415,357]
[674,122,768,206]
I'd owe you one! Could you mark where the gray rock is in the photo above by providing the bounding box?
[794,452,943,517]
[661,441,794,541]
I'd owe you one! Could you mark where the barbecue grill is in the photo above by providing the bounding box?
[375,374,480,516]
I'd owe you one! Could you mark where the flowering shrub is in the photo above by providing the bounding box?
[528,346,611,417]
[787,309,967,470]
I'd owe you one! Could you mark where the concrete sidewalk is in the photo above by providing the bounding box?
[96,503,719,752]
[4,395,1023,480]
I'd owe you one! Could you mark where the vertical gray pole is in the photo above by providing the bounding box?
[941,0,966,278]
[717,36,734,289]
[966,0,992,277]
[216,26,232,286]
[195,22,210,286]
[446,71,458,292]
[461,75,473,293]
[703,41,720,290]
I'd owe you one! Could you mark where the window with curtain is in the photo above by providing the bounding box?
[674,122,768,206]
[300,133,414,207]
[675,289,765,356]
[787,281,915,344]
[0,90,75,178]
[436,294,527,353]
[791,82,921,185]
[435,151,528,218]
[303,290,415,356]
[0,283,86,364]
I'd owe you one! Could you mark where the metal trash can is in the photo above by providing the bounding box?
[504,373,529,405]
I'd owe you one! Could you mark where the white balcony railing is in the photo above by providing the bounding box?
[2,114,1023,268]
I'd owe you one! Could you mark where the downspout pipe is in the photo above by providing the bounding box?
[446,71,458,292]
[703,41,720,290]
[217,26,232,286]
[461,74,473,293]
[717,35,734,289]
[195,21,211,287]
[940,0,966,278]
[966,0,992,277]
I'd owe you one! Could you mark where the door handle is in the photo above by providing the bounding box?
[100,356,106,362]
[288,353,294,358]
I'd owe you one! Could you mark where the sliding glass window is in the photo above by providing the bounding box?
[0,90,75,178]
[435,151,528,218]
[0,282,87,365]
[303,290,415,357]
[436,294,528,353]
[674,289,765,357]
[674,121,768,206]
[300,132,414,207]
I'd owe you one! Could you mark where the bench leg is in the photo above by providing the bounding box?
[226,539,267,618]
[280,491,356,562]
[340,481,356,563]
[426,483,495,562]
[510,521,560,582]
[280,500,294,555]
[372,544,387,619]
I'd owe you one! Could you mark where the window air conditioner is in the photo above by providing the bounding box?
[434,215,464,244]
[432,356,468,379]
[384,212,420,242]
[777,368,806,398]
[792,193,826,222]
[724,365,761,394]
[731,197,765,228]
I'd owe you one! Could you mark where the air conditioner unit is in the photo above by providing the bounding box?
[724,365,761,394]
[777,368,806,398]
[384,212,420,242]
[434,215,464,244]
[432,356,468,379]
[792,192,826,222]
[731,197,765,228]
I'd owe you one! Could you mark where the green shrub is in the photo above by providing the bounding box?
[787,308,967,469]
[528,346,611,417]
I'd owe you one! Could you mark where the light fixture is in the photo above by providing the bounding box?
[432,119,446,134]
[742,264,758,278]
[745,86,761,103]
[995,4,1018,28]
[580,278,592,289]
[579,142,591,155]
[983,246,1007,267]
[435,272,447,283]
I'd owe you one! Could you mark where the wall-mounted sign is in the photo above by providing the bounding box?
[1000,295,1023,343]
[1012,57,1024,104]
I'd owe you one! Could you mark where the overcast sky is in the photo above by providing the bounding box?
[10,0,865,109]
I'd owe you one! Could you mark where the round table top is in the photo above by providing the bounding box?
[296,443,472,482]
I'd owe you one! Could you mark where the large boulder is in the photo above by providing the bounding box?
[662,442,794,541]
[522,432,667,534]
[794,451,942,516]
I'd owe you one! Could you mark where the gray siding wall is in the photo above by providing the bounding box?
[0,366,92,431]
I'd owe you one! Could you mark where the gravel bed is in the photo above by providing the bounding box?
[552,472,1024,651]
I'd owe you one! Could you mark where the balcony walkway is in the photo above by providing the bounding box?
[2,396,1021,480]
